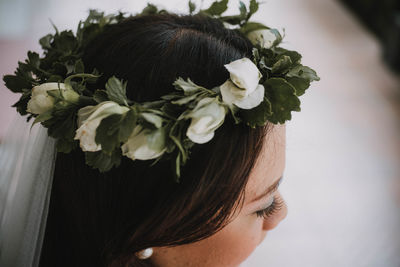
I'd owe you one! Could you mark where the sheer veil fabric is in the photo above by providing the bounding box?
[0,115,57,267]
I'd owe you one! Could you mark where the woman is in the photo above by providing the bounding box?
[39,13,286,267]
[1,2,318,266]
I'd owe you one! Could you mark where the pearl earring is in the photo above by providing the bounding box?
[136,248,153,259]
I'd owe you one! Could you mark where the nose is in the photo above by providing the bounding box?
[262,193,287,231]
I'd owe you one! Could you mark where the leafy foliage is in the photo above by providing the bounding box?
[85,149,122,172]
[240,22,269,35]
[2,9,124,117]
[188,0,196,14]
[239,98,272,128]
[105,76,130,106]
[2,0,320,179]
[201,0,261,27]
[95,109,137,153]
[201,0,229,16]
[263,78,301,124]
[247,24,319,122]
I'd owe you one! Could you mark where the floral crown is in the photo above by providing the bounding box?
[3,0,319,180]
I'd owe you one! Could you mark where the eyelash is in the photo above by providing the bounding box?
[255,196,284,219]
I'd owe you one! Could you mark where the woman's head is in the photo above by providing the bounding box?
[39,13,287,267]
[151,124,287,267]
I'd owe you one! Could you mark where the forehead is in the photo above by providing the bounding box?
[244,124,286,204]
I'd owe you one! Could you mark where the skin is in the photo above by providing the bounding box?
[151,124,287,267]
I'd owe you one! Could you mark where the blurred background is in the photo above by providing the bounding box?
[0,0,399,266]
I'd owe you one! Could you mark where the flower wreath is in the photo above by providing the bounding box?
[3,0,319,180]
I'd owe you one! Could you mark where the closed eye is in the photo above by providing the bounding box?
[255,195,284,219]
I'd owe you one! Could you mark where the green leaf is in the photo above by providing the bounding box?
[239,98,272,128]
[173,77,210,95]
[118,109,137,142]
[228,104,242,124]
[3,75,32,93]
[239,1,247,20]
[169,134,187,162]
[87,68,101,83]
[56,138,76,153]
[52,30,77,54]
[161,102,183,118]
[32,110,53,126]
[105,76,129,106]
[182,137,195,151]
[85,149,122,172]
[44,105,77,140]
[141,100,165,109]
[286,65,320,82]
[271,55,292,74]
[93,89,109,103]
[173,77,199,94]
[84,9,105,24]
[168,122,188,163]
[269,28,283,47]
[12,90,31,116]
[70,82,86,93]
[202,0,229,16]
[249,0,259,17]
[284,65,319,96]
[39,34,53,50]
[65,62,75,74]
[27,51,40,69]
[95,109,137,153]
[286,77,310,96]
[64,73,100,86]
[95,114,123,153]
[76,22,103,48]
[189,0,196,14]
[175,152,182,181]
[49,19,59,35]
[274,48,302,64]
[74,59,85,73]
[47,86,80,104]
[263,78,301,124]
[141,112,163,128]
[171,93,200,105]
[141,3,159,15]
[161,93,180,101]
[16,60,36,78]
[50,62,67,77]
[240,22,269,35]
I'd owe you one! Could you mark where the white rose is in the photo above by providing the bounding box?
[27,82,79,114]
[220,58,264,109]
[224,58,261,94]
[186,97,226,144]
[246,29,278,49]
[220,81,265,109]
[121,125,166,160]
[74,101,129,152]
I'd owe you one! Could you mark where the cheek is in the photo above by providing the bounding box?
[191,215,266,267]
[153,217,266,267]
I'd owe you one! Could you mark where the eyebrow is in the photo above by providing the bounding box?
[251,176,283,203]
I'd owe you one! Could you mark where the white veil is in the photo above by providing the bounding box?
[0,115,57,267]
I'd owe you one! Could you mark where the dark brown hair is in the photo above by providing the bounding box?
[39,12,272,267]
